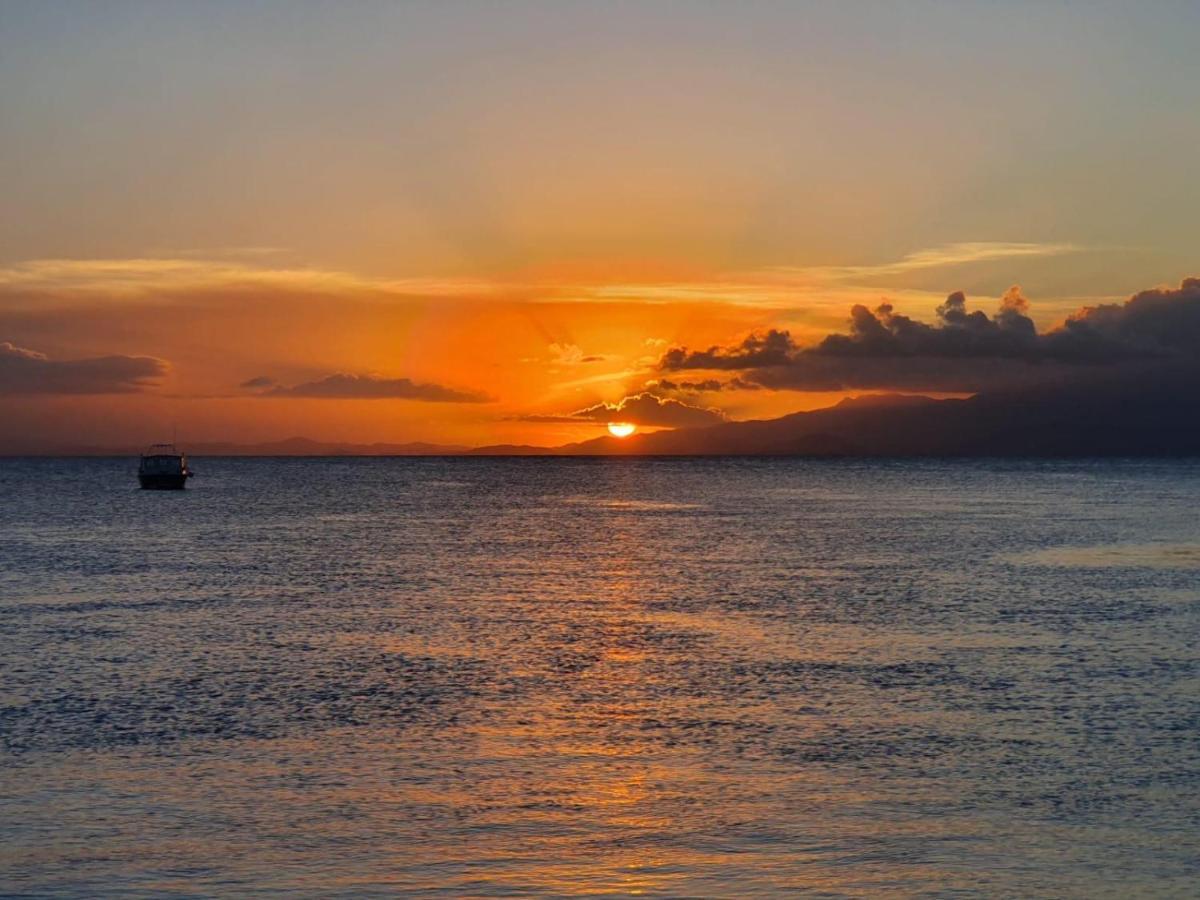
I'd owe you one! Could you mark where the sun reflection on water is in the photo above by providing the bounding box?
[3,458,1199,895]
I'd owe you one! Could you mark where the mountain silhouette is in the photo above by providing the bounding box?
[475,363,1200,457]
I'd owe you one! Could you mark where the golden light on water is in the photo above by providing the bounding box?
[607,423,636,438]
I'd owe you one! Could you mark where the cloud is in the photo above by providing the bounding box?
[0,243,1084,314]
[243,372,493,402]
[520,392,727,428]
[0,257,510,304]
[660,330,796,370]
[548,343,605,365]
[1046,277,1200,361]
[650,377,762,393]
[657,278,1200,392]
[587,242,1080,307]
[0,341,168,395]
[653,378,726,393]
[786,241,1078,281]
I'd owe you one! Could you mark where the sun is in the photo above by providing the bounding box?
[607,422,636,438]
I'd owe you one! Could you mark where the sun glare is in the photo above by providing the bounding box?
[607,422,636,438]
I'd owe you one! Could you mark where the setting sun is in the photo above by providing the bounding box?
[607,422,636,438]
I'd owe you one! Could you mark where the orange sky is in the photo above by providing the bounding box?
[2,4,1198,449]
[0,249,1153,449]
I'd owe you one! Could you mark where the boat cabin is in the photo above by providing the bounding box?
[138,443,192,489]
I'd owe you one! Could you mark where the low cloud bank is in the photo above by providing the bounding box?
[659,278,1200,391]
[0,341,168,395]
[651,376,762,394]
[242,373,493,403]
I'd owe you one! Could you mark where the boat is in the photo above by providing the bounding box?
[138,443,193,490]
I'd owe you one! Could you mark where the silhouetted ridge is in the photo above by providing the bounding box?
[539,364,1200,456]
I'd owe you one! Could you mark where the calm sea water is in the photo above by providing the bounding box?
[1,457,1198,897]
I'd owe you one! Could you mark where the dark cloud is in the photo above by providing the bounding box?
[658,279,1200,391]
[652,377,762,393]
[1042,277,1200,362]
[728,377,764,391]
[660,329,795,371]
[0,341,168,395]
[520,392,726,428]
[653,378,726,393]
[244,372,493,403]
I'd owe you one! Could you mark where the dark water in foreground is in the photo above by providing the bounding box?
[1,457,1198,897]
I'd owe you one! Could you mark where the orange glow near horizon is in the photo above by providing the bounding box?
[0,259,1070,451]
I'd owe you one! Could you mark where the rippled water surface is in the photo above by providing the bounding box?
[2,457,1198,897]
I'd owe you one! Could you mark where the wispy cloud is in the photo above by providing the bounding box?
[0,242,1085,313]
[145,246,295,260]
[242,372,493,403]
[0,258,507,302]
[771,241,1079,283]
[553,242,1083,309]
[547,343,605,365]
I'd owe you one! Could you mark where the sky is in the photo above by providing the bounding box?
[2,1,1198,450]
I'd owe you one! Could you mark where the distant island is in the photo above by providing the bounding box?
[472,365,1200,457]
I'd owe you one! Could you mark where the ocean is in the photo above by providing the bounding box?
[1,457,1198,897]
